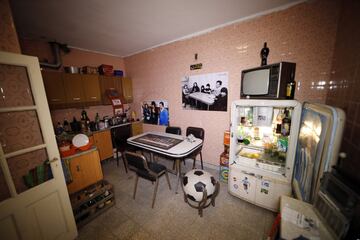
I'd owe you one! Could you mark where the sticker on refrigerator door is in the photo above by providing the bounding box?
[242,177,250,194]
[260,180,270,194]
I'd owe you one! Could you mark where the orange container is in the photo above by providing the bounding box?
[224,130,230,146]
[78,137,93,151]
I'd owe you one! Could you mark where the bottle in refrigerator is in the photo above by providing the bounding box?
[281,108,291,136]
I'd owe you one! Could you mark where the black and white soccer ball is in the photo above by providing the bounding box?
[182,169,217,202]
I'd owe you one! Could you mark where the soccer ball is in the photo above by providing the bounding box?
[182,169,217,202]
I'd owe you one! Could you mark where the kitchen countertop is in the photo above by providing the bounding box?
[91,121,132,134]
[62,146,98,160]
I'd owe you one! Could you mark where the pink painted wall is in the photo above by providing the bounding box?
[125,0,340,166]
[0,0,21,53]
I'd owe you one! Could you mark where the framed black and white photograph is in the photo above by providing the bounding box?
[181,72,228,111]
[141,100,169,126]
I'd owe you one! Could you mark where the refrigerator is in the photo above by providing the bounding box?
[228,99,345,211]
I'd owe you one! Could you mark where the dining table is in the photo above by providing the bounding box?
[127,131,203,193]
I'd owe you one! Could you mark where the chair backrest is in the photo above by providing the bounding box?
[124,151,149,172]
[165,126,182,135]
[111,124,132,147]
[186,127,205,140]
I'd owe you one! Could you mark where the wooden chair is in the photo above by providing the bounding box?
[186,127,205,169]
[124,151,172,208]
[111,124,137,173]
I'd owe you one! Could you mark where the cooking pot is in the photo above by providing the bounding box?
[64,66,80,74]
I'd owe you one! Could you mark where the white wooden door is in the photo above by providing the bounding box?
[0,51,77,240]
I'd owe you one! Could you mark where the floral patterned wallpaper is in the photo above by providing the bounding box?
[0,0,21,53]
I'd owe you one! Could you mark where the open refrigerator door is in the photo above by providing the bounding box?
[292,103,345,203]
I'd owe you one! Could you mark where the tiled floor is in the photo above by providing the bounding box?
[76,157,275,240]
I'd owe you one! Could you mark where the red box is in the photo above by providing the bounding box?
[98,64,113,76]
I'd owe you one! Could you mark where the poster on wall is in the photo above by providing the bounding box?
[141,100,169,126]
[181,72,228,111]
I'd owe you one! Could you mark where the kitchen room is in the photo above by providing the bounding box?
[0,0,360,239]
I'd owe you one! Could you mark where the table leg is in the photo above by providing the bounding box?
[175,158,181,194]
[207,104,209,110]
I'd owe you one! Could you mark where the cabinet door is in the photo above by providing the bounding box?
[67,156,85,194]
[63,73,85,104]
[121,77,133,103]
[93,130,114,161]
[255,177,277,210]
[82,74,101,104]
[66,150,103,194]
[99,76,116,105]
[229,169,256,202]
[80,150,103,187]
[131,122,143,136]
[41,71,66,108]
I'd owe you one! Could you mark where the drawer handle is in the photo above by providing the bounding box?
[76,165,80,172]
[90,96,97,99]
[73,97,80,101]
[51,98,60,102]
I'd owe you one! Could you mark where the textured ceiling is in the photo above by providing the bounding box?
[10,0,303,57]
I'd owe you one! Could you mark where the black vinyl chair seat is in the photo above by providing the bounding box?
[124,151,172,208]
[136,162,167,181]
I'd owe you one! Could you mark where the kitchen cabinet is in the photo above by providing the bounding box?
[66,149,103,194]
[93,130,114,161]
[131,121,143,136]
[42,71,102,109]
[99,76,132,104]
[82,74,101,105]
[99,76,116,105]
[121,77,133,103]
[63,73,85,105]
[41,71,67,108]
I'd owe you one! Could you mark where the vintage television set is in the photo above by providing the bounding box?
[240,62,296,99]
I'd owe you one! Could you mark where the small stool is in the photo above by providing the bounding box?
[181,169,220,217]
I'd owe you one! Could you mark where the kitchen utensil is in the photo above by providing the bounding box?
[72,134,89,148]
[64,66,80,74]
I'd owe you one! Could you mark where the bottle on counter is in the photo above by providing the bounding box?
[281,108,291,136]
[63,118,70,132]
[55,122,64,135]
[95,113,100,130]
[80,110,89,132]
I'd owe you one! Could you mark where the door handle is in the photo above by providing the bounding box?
[49,157,59,163]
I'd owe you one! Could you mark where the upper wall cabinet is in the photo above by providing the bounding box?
[42,72,132,108]
[82,74,101,105]
[99,76,133,104]
[99,76,116,105]
[42,71,67,108]
[63,73,86,104]
[42,71,102,109]
[122,77,133,103]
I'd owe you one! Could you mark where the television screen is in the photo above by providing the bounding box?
[242,69,270,95]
